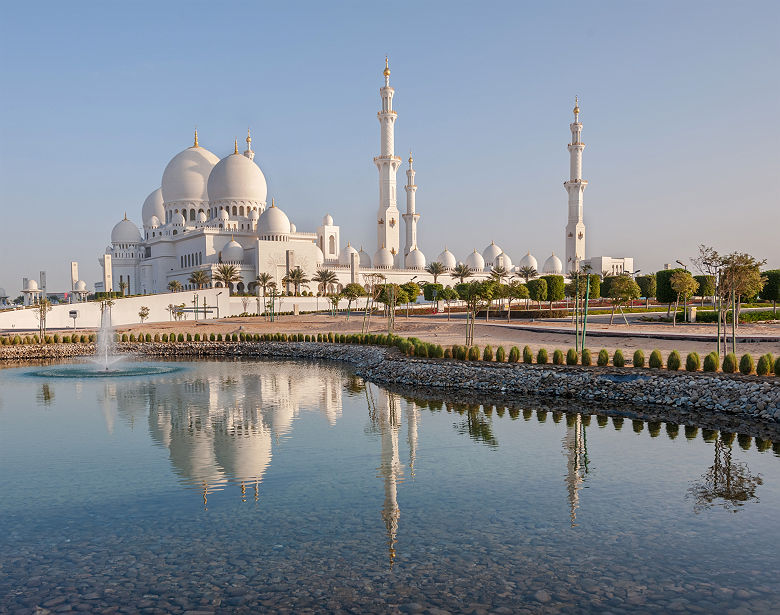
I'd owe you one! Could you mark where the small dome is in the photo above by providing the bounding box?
[142,188,164,226]
[315,245,325,265]
[289,223,297,233]
[482,242,502,270]
[373,246,394,269]
[75,280,87,291]
[322,213,334,226]
[495,252,513,271]
[248,209,259,221]
[339,243,359,266]
[258,204,291,237]
[25,279,39,291]
[171,212,186,226]
[207,152,267,204]
[218,209,230,221]
[111,217,142,243]
[222,239,244,263]
[148,215,161,228]
[358,247,371,268]
[437,248,457,270]
[405,248,426,270]
[161,144,220,204]
[197,211,207,223]
[465,249,485,272]
[542,253,563,275]
[517,251,538,271]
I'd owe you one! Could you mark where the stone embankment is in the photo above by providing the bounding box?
[3,341,779,426]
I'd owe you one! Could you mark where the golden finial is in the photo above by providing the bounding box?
[271,197,275,208]
[383,56,390,77]
[573,96,580,115]
[194,128,199,147]
[246,128,252,144]
[408,150,413,164]
[123,212,127,220]
[234,138,238,154]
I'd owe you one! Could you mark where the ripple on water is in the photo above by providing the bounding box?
[22,362,184,379]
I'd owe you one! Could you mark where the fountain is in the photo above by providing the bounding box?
[92,303,124,371]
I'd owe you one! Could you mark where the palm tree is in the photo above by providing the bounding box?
[282,266,310,296]
[425,261,446,284]
[167,280,182,293]
[452,263,472,284]
[213,264,241,294]
[255,272,273,297]
[516,266,537,283]
[188,270,210,289]
[313,269,338,295]
[118,281,128,296]
[490,265,509,284]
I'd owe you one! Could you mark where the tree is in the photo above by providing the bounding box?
[313,269,338,295]
[516,266,537,283]
[541,275,565,307]
[422,282,444,310]
[720,252,767,324]
[456,280,494,345]
[282,266,310,296]
[526,278,547,308]
[33,299,53,341]
[167,280,182,293]
[636,274,656,308]
[440,286,459,321]
[425,261,446,284]
[694,275,716,306]
[452,263,472,284]
[506,280,529,321]
[188,270,210,289]
[656,268,686,314]
[342,283,366,320]
[489,265,509,285]
[138,306,150,324]
[608,274,641,325]
[670,271,698,326]
[361,272,386,334]
[118,281,128,297]
[760,270,780,314]
[213,264,241,294]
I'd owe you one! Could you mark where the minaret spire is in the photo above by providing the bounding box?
[193,128,199,148]
[244,128,255,160]
[402,151,419,258]
[564,97,587,272]
[374,57,401,264]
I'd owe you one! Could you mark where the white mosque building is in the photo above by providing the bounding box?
[99,59,631,297]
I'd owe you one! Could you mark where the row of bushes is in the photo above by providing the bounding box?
[1,333,97,345]
[694,309,778,324]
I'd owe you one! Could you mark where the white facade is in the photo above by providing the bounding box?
[564,98,587,273]
[582,256,634,277]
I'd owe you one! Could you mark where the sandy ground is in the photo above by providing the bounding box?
[75,311,780,360]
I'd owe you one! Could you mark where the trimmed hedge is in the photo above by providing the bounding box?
[613,349,625,368]
[667,351,681,371]
[495,346,506,362]
[508,346,520,363]
[581,348,592,366]
[686,352,700,372]
[756,354,772,376]
[649,350,663,369]
[566,348,578,366]
[523,345,533,364]
[703,352,719,372]
[552,349,564,365]
[483,345,494,362]
[722,353,737,374]
[537,348,548,364]
[739,353,754,375]
[597,349,609,367]
[633,349,645,368]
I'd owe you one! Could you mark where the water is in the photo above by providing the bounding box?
[1,359,779,613]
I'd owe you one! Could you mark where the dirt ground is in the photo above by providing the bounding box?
[85,312,780,361]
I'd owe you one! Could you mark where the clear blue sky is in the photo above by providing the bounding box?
[1,1,778,293]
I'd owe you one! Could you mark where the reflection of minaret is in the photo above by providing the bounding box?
[406,400,418,478]
[563,414,588,526]
[378,390,403,568]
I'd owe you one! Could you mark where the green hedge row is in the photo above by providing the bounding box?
[0,333,97,345]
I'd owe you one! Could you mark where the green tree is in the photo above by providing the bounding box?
[424,261,446,284]
[694,275,716,306]
[167,280,182,293]
[452,263,472,284]
[138,306,150,324]
[516,266,537,283]
[342,283,366,320]
[422,282,444,311]
[636,274,656,308]
[400,281,420,317]
[312,269,338,295]
[456,280,494,345]
[760,270,780,314]
[489,265,510,285]
[33,298,53,341]
[526,278,547,308]
[541,275,565,307]
[506,280,529,321]
[188,269,210,289]
[656,268,686,313]
[608,274,641,325]
[213,264,241,294]
[282,266,310,296]
[721,252,767,324]
[670,270,698,326]
[440,286,459,320]
[118,281,128,297]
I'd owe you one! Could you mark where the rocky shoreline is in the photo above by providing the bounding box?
[2,341,779,439]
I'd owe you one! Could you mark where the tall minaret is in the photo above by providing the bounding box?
[564,97,587,273]
[375,57,401,262]
[402,153,419,259]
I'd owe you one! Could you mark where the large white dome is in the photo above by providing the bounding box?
[436,248,457,270]
[257,204,291,237]
[161,144,220,204]
[111,217,142,243]
[495,252,513,271]
[465,249,485,272]
[358,247,371,268]
[141,188,165,226]
[221,239,244,263]
[542,253,563,275]
[207,152,267,204]
[517,251,538,271]
[405,248,426,270]
[373,246,394,269]
[482,242,502,269]
[339,243,359,266]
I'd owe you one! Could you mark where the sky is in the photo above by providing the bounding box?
[0,1,778,293]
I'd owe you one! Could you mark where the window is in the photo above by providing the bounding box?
[190,209,195,221]
[232,206,237,216]
[329,235,335,254]
[239,206,244,216]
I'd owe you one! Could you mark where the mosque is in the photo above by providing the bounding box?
[99,59,632,296]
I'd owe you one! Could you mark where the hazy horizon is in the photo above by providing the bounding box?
[1,1,778,294]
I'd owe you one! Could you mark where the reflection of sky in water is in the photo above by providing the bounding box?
[1,359,779,612]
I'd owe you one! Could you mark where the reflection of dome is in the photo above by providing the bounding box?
[24,279,39,291]
[323,213,334,226]
[222,239,244,263]
[213,425,272,484]
[373,246,394,269]
[161,144,220,204]
[339,243,359,266]
[543,253,563,274]
[437,248,456,269]
[171,212,186,226]
[111,217,142,243]
[482,242,502,269]
[465,249,485,271]
[358,247,371,268]
[142,188,165,226]
[405,248,426,270]
[207,152,267,204]
[75,280,87,291]
[518,251,538,271]
[495,252,513,271]
[258,204,291,237]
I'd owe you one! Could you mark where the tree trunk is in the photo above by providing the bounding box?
[673,295,679,327]
[609,306,616,326]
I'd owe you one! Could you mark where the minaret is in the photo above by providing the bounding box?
[244,128,254,160]
[375,57,401,263]
[402,152,420,259]
[564,97,587,273]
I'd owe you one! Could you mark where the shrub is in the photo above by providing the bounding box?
[177,333,184,342]
[495,346,506,362]
[633,350,645,368]
[537,348,548,364]
[468,346,480,361]
[667,351,681,371]
[433,345,444,358]
[53,334,60,343]
[756,354,771,376]
[552,349,564,365]
[775,356,780,377]
[122,334,128,342]
[185,333,191,341]
[523,345,533,364]
[80,334,88,343]
[62,335,70,343]
[162,333,169,342]
[686,352,700,372]
[89,334,96,342]
[444,347,452,359]
[597,349,609,367]
[703,352,719,372]
[581,348,592,366]
[739,353,754,375]
[649,349,663,369]
[566,349,578,366]
[192,333,199,342]
[483,345,494,361]
[508,346,520,363]
[613,349,625,367]
[416,344,428,358]
[45,336,53,344]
